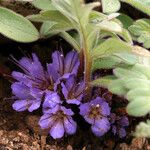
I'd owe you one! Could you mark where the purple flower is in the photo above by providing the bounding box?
[47,51,80,82]
[12,53,54,92]
[43,91,62,113]
[80,97,110,137]
[12,82,42,112]
[110,113,129,138]
[11,51,80,112]
[39,105,77,139]
[61,75,85,105]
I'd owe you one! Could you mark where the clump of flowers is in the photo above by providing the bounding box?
[11,51,129,139]
[110,113,129,138]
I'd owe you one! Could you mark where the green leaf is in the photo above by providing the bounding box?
[91,75,116,88]
[118,29,133,44]
[59,32,81,52]
[40,21,57,37]
[114,67,147,79]
[92,56,122,70]
[131,64,150,79]
[125,78,150,90]
[117,14,133,29]
[86,25,100,51]
[40,21,74,37]
[51,0,79,23]
[80,2,101,27]
[92,38,132,59]
[126,88,150,101]
[0,7,39,42]
[31,0,55,10]
[28,10,72,24]
[102,0,121,14]
[134,120,150,137]
[92,55,131,70]
[96,20,122,32]
[129,19,150,48]
[89,11,106,23]
[108,78,128,96]
[127,97,150,116]
[113,53,138,64]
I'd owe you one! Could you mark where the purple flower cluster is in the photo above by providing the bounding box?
[80,97,110,137]
[110,113,129,138]
[11,51,129,139]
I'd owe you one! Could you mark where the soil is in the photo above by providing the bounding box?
[0,1,150,150]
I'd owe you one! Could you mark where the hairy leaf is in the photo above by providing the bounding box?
[126,88,150,101]
[108,78,128,95]
[129,19,150,48]
[92,38,132,59]
[0,7,39,42]
[134,120,150,137]
[91,76,116,88]
[31,0,55,10]
[127,97,150,116]
[59,32,81,52]
[117,14,133,29]
[102,0,121,14]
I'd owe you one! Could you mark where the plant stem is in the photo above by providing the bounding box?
[80,26,92,100]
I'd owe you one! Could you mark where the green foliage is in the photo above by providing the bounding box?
[101,0,150,16]
[92,38,132,59]
[29,0,133,72]
[105,62,150,117]
[101,0,121,14]
[91,75,117,88]
[129,19,150,49]
[134,120,150,137]
[31,0,55,10]
[117,14,133,29]
[0,7,39,42]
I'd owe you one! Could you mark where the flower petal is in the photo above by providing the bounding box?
[119,128,126,138]
[61,82,68,99]
[79,103,90,116]
[28,100,41,112]
[91,118,110,137]
[64,51,79,75]
[39,114,54,129]
[101,101,110,116]
[90,97,103,106]
[61,106,74,116]
[64,117,77,135]
[50,121,64,139]
[118,116,129,127]
[11,82,31,99]
[43,92,61,113]
[52,51,64,76]
[67,99,81,105]
[12,100,29,112]
[19,54,45,79]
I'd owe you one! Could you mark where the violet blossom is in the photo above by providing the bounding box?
[110,113,129,138]
[80,97,110,137]
[12,82,42,112]
[11,51,79,112]
[39,105,77,139]
[61,75,85,105]
[49,51,80,80]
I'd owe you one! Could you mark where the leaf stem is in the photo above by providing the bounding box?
[80,26,92,101]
